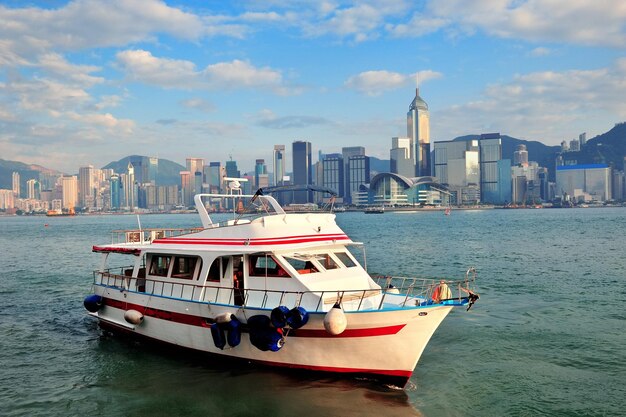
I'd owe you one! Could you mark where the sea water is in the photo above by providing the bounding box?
[0,208,624,416]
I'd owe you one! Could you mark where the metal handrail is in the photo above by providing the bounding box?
[92,269,478,313]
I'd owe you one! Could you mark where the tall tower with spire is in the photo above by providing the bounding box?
[407,76,431,177]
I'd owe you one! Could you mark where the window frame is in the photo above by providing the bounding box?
[248,253,290,278]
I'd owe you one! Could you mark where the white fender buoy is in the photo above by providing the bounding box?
[215,312,233,324]
[323,302,347,335]
[124,309,144,325]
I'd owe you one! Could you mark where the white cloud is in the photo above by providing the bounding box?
[37,53,104,86]
[256,109,332,129]
[66,111,135,133]
[426,0,626,47]
[529,47,551,57]
[4,78,92,112]
[116,50,198,89]
[385,13,448,37]
[299,1,410,41]
[345,69,442,96]
[180,98,216,112]
[116,50,292,94]
[0,1,200,52]
[434,58,626,143]
[202,60,284,91]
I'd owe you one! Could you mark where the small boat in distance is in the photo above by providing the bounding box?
[364,206,385,214]
[47,207,76,217]
[444,207,451,216]
[84,184,479,387]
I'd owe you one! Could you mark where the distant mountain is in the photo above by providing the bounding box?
[0,159,65,190]
[560,122,626,170]
[102,155,185,186]
[453,134,561,180]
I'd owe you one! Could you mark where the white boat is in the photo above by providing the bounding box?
[84,186,479,387]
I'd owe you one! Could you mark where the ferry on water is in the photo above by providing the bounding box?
[84,182,479,387]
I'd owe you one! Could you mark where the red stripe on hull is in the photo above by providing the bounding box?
[152,234,350,246]
[97,320,413,387]
[292,324,406,338]
[101,297,405,337]
[104,298,211,327]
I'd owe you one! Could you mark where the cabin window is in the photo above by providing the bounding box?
[319,254,340,270]
[171,256,201,280]
[249,254,289,277]
[149,255,171,277]
[335,252,356,268]
[284,256,319,275]
[207,257,226,282]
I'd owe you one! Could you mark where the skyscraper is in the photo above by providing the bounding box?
[292,141,312,203]
[194,171,203,200]
[346,154,370,204]
[321,153,344,198]
[128,156,144,184]
[186,157,204,197]
[341,146,365,203]
[125,162,136,209]
[407,86,431,177]
[225,160,240,179]
[207,162,222,193]
[254,159,267,189]
[433,139,480,204]
[78,165,95,207]
[179,171,192,207]
[479,133,511,204]
[12,172,20,198]
[513,144,529,167]
[186,158,204,175]
[26,179,39,200]
[390,137,414,178]
[110,174,121,209]
[273,145,286,186]
[147,157,158,185]
[60,176,78,209]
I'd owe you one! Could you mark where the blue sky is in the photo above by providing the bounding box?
[1,0,625,174]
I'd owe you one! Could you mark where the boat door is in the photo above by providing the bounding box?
[218,255,245,306]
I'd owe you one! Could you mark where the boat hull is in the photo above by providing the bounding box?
[90,287,453,386]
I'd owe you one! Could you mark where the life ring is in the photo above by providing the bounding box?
[432,281,451,303]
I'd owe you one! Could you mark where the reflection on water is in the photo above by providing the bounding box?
[91,335,422,417]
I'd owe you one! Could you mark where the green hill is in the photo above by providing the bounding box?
[102,155,185,186]
[560,122,626,170]
[0,159,65,191]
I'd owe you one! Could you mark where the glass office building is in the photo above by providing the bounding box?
[273,145,286,186]
[407,88,431,177]
[556,164,611,202]
[292,141,312,203]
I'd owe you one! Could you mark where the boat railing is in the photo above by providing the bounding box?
[371,267,479,306]
[92,268,478,312]
[109,227,204,244]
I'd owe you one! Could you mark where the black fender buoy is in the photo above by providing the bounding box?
[248,315,285,352]
[286,306,309,329]
[83,294,103,313]
[225,315,241,347]
[211,322,226,350]
[270,306,289,328]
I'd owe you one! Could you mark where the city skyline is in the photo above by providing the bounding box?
[1,1,626,174]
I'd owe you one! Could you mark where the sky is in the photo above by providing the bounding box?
[1,0,625,174]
